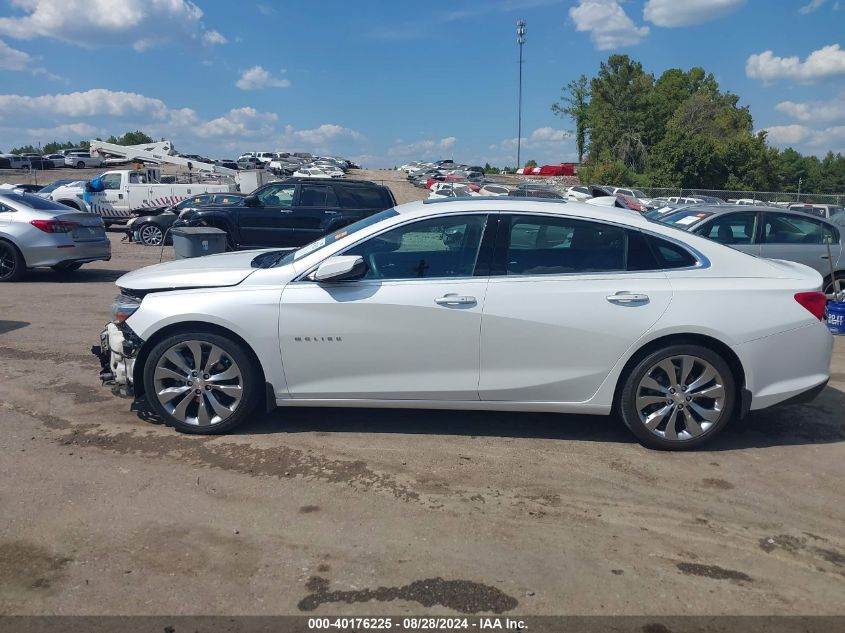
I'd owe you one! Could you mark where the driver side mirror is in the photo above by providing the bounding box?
[244,195,261,207]
[312,255,367,282]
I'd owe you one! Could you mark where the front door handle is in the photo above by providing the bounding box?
[606,292,649,304]
[435,294,477,306]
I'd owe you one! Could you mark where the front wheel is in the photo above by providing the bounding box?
[138,223,164,246]
[76,161,85,168]
[143,332,260,434]
[618,344,735,450]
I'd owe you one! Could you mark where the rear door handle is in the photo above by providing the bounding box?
[606,292,649,304]
[435,294,477,306]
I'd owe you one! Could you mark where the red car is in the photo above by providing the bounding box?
[616,194,646,212]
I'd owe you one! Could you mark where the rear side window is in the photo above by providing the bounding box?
[298,184,339,208]
[763,213,837,245]
[503,215,626,275]
[337,186,390,209]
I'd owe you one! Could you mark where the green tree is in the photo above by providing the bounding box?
[105,130,154,146]
[586,55,653,167]
[551,74,590,163]
[524,159,538,169]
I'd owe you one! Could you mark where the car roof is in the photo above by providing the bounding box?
[399,197,648,226]
[661,204,841,227]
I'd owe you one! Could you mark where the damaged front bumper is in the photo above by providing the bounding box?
[92,323,142,398]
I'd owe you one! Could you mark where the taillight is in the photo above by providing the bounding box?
[794,292,827,321]
[30,220,79,233]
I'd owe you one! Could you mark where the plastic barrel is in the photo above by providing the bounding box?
[827,301,845,335]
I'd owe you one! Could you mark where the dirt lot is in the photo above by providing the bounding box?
[1,172,845,617]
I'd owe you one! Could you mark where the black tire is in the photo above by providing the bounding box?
[618,344,736,450]
[51,262,83,272]
[142,331,261,434]
[137,223,164,246]
[0,240,25,282]
[76,161,85,168]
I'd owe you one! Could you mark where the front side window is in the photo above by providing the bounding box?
[696,212,757,245]
[256,184,295,208]
[343,214,488,280]
[100,173,122,190]
[763,213,836,245]
[504,215,626,275]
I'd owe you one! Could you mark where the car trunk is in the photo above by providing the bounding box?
[58,212,107,242]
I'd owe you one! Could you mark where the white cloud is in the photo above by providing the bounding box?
[491,127,572,151]
[201,30,227,46]
[24,122,102,138]
[193,107,277,138]
[643,0,744,27]
[799,0,827,13]
[388,137,457,157]
[0,0,225,52]
[761,124,814,145]
[0,89,174,119]
[257,3,277,15]
[569,0,649,50]
[0,38,31,70]
[282,124,364,145]
[761,123,845,154]
[235,65,290,90]
[775,99,845,123]
[746,44,845,83]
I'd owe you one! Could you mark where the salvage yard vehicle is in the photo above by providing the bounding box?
[171,177,396,249]
[47,168,235,226]
[0,190,110,281]
[95,197,832,449]
[657,206,844,294]
[788,203,845,225]
[127,192,247,246]
[64,151,103,169]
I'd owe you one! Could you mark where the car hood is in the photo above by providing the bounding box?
[116,250,266,291]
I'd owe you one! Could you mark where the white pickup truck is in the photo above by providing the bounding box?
[47,168,235,225]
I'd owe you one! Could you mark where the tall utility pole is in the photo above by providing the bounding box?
[516,19,526,170]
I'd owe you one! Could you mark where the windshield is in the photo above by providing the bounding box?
[658,209,715,227]
[631,189,647,198]
[37,180,74,194]
[252,209,400,269]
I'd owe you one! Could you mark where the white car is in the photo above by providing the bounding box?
[292,168,333,179]
[65,152,103,169]
[429,183,476,198]
[565,186,593,202]
[95,198,832,449]
[478,184,512,196]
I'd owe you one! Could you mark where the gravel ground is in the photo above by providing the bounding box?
[1,171,844,617]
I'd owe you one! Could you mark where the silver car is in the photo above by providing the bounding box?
[657,205,843,293]
[0,191,111,282]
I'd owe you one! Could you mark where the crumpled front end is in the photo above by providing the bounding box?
[92,322,143,398]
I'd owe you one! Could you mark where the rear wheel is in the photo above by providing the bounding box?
[138,223,164,246]
[143,332,260,434]
[618,344,735,450]
[51,262,82,272]
[0,240,24,282]
[824,273,845,295]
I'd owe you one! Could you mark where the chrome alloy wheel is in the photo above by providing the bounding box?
[152,340,243,426]
[139,224,164,246]
[635,355,726,441]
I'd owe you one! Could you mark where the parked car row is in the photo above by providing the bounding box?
[238,151,360,178]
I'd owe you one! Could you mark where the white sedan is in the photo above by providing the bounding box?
[95,198,832,449]
[292,168,333,179]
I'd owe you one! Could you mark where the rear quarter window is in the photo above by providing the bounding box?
[337,186,391,209]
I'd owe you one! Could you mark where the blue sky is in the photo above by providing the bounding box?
[1,0,843,167]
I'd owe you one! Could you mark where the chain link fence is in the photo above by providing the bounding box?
[637,187,844,206]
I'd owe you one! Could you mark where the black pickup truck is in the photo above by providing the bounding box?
[171,177,396,249]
